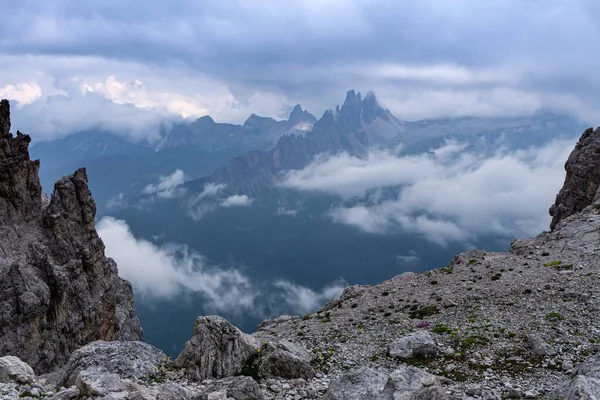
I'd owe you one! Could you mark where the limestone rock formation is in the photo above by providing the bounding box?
[375,366,446,400]
[550,126,600,230]
[57,341,165,388]
[0,356,35,384]
[550,356,600,399]
[322,366,388,400]
[251,340,316,380]
[0,99,142,373]
[199,376,266,400]
[388,331,438,359]
[176,316,261,382]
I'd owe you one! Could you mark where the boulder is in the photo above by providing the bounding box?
[388,331,437,359]
[526,334,556,356]
[58,341,165,388]
[254,340,315,380]
[0,356,35,383]
[550,357,600,399]
[375,366,446,400]
[322,366,388,400]
[176,316,260,381]
[75,367,124,397]
[49,387,80,399]
[198,376,265,400]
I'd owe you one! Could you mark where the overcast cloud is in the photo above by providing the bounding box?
[281,138,576,245]
[0,0,599,141]
[97,216,344,316]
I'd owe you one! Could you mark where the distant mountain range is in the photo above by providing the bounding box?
[30,104,317,210]
[180,90,585,202]
[31,89,585,210]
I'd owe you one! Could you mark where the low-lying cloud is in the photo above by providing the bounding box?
[221,194,253,207]
[186,182,254,221]
[142,169,186,199]
[97,216,342,316]
[281,138,577,245]
[272,280,346,316]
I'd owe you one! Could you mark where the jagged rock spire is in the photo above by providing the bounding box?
[0,98,142,373]
[0,99,11,137]
[0,100,42,223]
[550,126,600,230]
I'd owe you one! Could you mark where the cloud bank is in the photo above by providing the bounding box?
[97,216,342,316]
[281,138,577,245]
[1,0,599,141]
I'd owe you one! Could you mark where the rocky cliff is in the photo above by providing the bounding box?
[1,103,600,399]
[0,99,142,374]
[550,127,600,230]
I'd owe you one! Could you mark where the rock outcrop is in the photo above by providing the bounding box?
[388,331,438,359]
[175,316,261,381]
[0,99,142,373]
[322,366,388,400]
[550,126,600,230]
[0,356,35,384]
[375,366,447,400]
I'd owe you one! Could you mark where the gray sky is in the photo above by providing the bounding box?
[1,0,599,139]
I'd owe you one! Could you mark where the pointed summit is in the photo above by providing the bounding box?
[197,115,215,124]
[243,113,260,126]
[361,91,388,122]
[1,99,10,137]
[342,89,360,109]
[289,104,304,121]
[288,104,317,125]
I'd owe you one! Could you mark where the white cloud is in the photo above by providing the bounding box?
[276,207,298,217]
[282,138,577,245]
[272,280,347,316]
[221,194,253,207]
[0,55,294,142]
[97,216,255,311]
[195,182,227,200]
[97,216,343,316]
[396,251,419,264]
[186,183,253,220]
[142,169,186,199]
[0,82,42,106]
[106,192,127,209]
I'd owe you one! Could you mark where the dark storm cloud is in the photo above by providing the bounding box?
[0,0,599,137]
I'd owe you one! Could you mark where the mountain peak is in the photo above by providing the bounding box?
[288,104,317,125]
[288,104,305,123]
[197,115,215,124]
[343,89,361,107]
